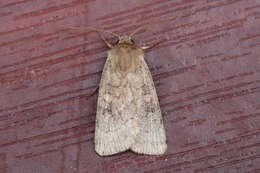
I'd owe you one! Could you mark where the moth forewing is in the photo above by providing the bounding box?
[95,36,167,156]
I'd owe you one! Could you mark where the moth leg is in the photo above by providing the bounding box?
[141,40,164,50]
[88,86,99,97]
[98,33,114,48]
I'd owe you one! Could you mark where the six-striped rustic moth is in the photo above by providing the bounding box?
[66,10,192,156]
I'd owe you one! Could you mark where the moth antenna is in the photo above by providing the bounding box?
[129,10,194,37]
[63,25,120,38]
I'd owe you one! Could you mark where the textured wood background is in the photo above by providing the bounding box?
[0,0,259,173]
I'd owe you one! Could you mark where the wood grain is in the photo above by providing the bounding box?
[0,0,259,172]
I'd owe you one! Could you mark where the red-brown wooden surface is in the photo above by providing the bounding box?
[0,0,259,173]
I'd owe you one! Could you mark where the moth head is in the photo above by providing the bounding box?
[117,35,134,44]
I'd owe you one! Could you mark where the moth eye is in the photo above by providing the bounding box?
[131,39,135,43]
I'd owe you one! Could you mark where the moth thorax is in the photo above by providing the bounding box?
[112,46,143,72]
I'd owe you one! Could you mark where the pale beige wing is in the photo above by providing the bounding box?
[95,52,139,156]
[95,51,166,156]
[130,57,167,155]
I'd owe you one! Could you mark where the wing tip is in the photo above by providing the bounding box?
[131,142,167,155]
[95,143,167,156]
[95,133,135,156]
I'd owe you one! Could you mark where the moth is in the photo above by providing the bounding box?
[66,11,190,156]
[95,28,166,156]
